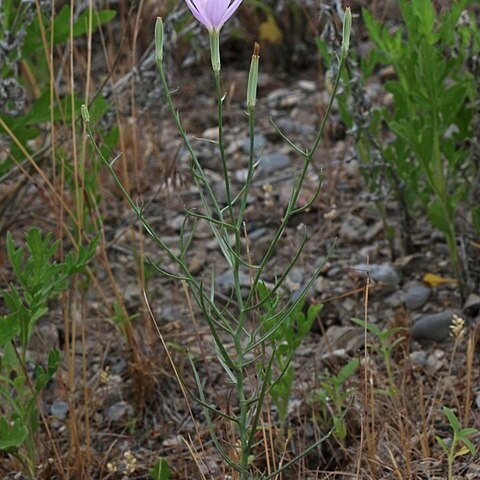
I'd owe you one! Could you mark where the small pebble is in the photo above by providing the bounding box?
[242,134,267,155]
[409,350,428,367]
[215,270,251,293]
[286,267,304,291]
[105,401,134,423]
[353,263,401,289]
[258,152,290,175]
[50,401,69,421]
[339,215,368,242]
[385,290,406,308]
[463,293,480,317]
[404,281,431,310]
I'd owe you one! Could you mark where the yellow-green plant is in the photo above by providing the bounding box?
[436,406,479,480]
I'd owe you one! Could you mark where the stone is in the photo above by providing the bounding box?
[411,310,457,342]
[463,293,480,317]
[273,117,315,137]
[123,283,140,308]
[319,326,364,354]
[286,267,304,291]
[258,152,290,175]
[339,215,368,242]
[50,401,69,421]
[353,263,401,289]
[105,401,134,423]
[409,350,428,368]
[215,270,251,293]
[298,80,317,92]
[242,134,267,155]
[188,253,205,275]
[385,290,406,308]
[404,282,431,310]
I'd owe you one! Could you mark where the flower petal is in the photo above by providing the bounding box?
[217,0,243,29]
[185,0,212,29]
[206,0,229,29]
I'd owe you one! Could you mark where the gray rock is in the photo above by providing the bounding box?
[50,401,69,421]
[411,310,456,342]
[286,267,304,291]
[274,117,315,137]
[409,350,428,367]
[247,227,268,241]
[215,270,251,293]
[385,290,406,308]
[298,80,317,92]
[463,293,480,317]
[319,326,364,354]
[242,134,267,155]
[339,215,368,242]
[326,266,342,278]
[188,253,205,275]
[314,276,331,294]
[404,282,431,310]
[258,152,290,175]
[105,401,134,423]
[290,283,316,305]
[123,283,140,308]
[353,263,401,288]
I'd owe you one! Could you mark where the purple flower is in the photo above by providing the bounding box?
[185,0,243,31]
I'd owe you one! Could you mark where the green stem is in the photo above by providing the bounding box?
[214,72,234,223]
[237,107,256,231]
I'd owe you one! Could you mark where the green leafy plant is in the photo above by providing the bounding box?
[436,406,479,480]
[351,318,406,394]
[311,358,359,443]
[356,0,479,290]
[257,283,322,433]
[0,228,97,474]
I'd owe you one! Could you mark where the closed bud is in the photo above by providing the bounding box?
[247,42,260,109]
[81,104,90,124]
[155,17,164,63]
[341,7,352,57]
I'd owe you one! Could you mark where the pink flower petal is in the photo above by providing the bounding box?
[218,0,243,29]
[185,0,242,31]
[206,0,230,28]
[185,0,212,29]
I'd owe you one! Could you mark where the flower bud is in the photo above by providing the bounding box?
[81,104,90,124]
[341,7,352,57]
[247,43,260,110]
[155,17,164,63]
